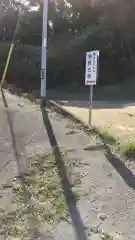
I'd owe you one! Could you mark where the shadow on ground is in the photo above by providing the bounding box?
[55,100,135,110]
[41,106,88,240]
[1,88,22,177]
[84,132,135,190]
[105,148,135,190]
[47,86,135,109]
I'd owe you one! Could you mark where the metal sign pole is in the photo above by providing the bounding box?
[85,50,99,128]
[89,85,93,127]
[41,0,48,99]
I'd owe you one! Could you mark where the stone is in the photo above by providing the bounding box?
[90,225,101,234]
[18,102,24,107]
[98,213,108,221]
[101,232,113,240]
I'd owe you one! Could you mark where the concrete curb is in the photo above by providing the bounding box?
[47,101,125,168]
[47,100,92,135]
[47,100,117,148]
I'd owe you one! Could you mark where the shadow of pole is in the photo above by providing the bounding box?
[41,106,88,240]
[83,125,135,191]
[105,147,135,190]
[1,88,22,178]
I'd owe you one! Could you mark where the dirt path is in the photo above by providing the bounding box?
[56,100,135,144]
[0,90,135,239]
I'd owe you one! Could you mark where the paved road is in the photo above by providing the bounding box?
[0,89,50,208]
[0,90,135,239]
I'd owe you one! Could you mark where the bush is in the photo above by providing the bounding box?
[0,31,135,91]
[122,143,135,158]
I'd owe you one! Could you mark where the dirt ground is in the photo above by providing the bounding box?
[56,100,135,145]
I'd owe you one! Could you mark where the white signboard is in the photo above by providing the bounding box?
[85,50,99,85]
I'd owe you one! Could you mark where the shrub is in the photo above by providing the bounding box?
[122,143,135,158]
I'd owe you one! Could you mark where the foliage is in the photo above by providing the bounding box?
[122,143,135,158]
[0,43,41,90]
[1,0,135,87]
[20,9,42,45]
[100,131,117,145]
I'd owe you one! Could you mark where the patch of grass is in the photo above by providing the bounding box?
[121,142,135,158]
[64,157,82,168]
[12,184,26,204]
[83,126,117,145]
[101,232,113,240]
[0,152,79,239]
[100,131,117,145]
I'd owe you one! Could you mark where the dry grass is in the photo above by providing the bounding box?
[0,152,80,240]
[61,103,135,146]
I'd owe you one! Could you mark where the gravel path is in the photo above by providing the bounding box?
[0,90,135,239]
